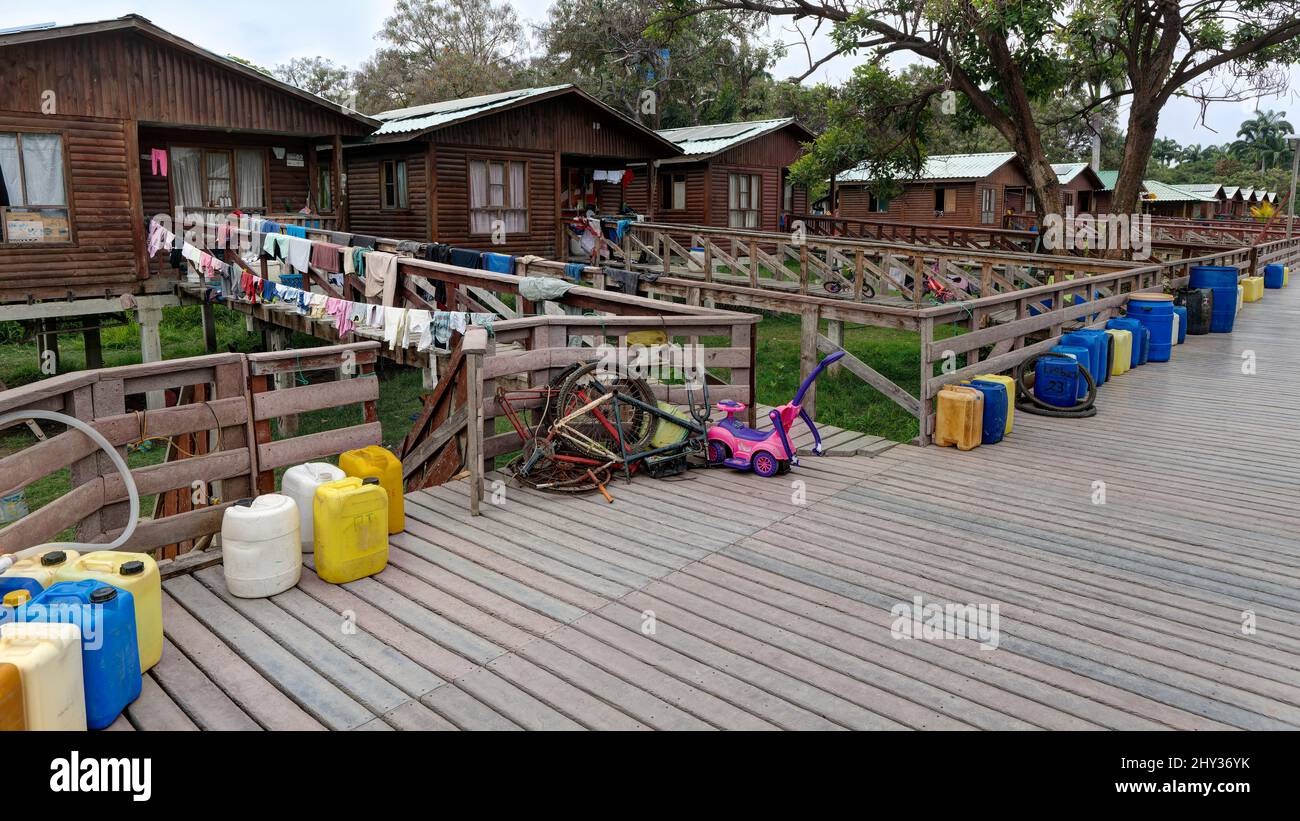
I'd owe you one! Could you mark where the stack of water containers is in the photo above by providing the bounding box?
[1188,265,1239,333]
[0,549,162,730]
[222,446,404,600]
[934,375,1012,451]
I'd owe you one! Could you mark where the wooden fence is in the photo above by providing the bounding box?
[0,342,379,564]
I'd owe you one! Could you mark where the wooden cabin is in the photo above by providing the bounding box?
[343,85,681,258]
[835,152,1034,225]
[629,118,813,231]
[0,15,378,305]
[1050,163,1107,214]
[1139,180,1219,219]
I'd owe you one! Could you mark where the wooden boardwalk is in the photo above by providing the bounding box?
[118,282,1300,730]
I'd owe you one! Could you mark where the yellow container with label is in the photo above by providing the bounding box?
[0,549,79,589]
[55,551,163,673]
[972,374,1016,435]
[1242,276,1264,302]
[0,622,86,731]
[313,477,389,584]
[933,386,983,451]
[0,661,23,731]
[339,446,405,534]
[1104,329,1132,376]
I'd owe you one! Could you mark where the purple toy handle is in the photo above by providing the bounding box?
[793,351,845,406]
[800,408,826,456]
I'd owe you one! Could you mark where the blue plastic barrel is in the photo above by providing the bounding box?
[1034,355,1082,408]
[1050,345,1093,400]
[1189,265,1239,289]
[1126,295,1175,362]
[19,580,142,729]
[1264,263,1284,289]
[1172,305,1188,344]
[968,380,1008,445]
[1060,330,1109,387]
[1106,318,1145,367]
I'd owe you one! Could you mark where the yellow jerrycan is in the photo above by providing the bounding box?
[339,446,405,534]
[933,385,983,451]
[313,477,390,584]
[0,661,23,731]
[0,549,79,589]
[1242,276,1264,302]
[1104,329,1132,375]
[55,551,163,673]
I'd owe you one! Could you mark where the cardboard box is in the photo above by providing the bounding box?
[2,207,70,243]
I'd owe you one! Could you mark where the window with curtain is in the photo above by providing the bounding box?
[728,173,761,228]
[469,158,527,234]
[382,159,408,209]
[933,187,957,214]
[1,131,71,244]
[659,174,686,211]
[236,149,265,210]
[868,192,889,213]
[980,187,996,223]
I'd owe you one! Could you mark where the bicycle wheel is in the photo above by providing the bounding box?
[554,361,656,457]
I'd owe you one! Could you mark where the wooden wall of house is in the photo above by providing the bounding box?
[839,162,1030,225]
[431,96,670,159]
[344,144,431,241]
[0,30,372,137]
[0,111,139,301]
[709,163,783,232]
[434,144,557,257]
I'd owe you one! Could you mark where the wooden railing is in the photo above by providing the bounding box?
[787,213,1038,252]
[0,342,379,563]
[912,235,1300,442]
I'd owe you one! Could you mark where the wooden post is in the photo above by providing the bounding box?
[136,304,164,411]
[332,133,345,231]
[81,326,103,370]
[265,326,298,438]
[799,242,809,294]
[825,319,844,377]
[200,301,218,354]
[916,316,934,445]
[463,327,487,516]
[799,307,819,419]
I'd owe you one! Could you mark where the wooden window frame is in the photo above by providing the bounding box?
[168,143,269,214]
[933,186,957,215]
[728,172,762,228]
[868,192,889,213]
[0,127,76,247]
[381,158,409,211]
[979,186,997,224]
[468,156,529,235]
[659,172,687,211]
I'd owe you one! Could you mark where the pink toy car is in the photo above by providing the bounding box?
[706,351,844,477]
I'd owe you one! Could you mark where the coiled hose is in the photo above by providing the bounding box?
[0,410,139,573]
[1014,353,1098,418]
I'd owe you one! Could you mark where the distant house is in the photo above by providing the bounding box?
[1139,180,1219,219]
[629,118,814,231]
[1178,184,1229,217]
[343,85,680,257]
[1051,163,1107,214]
[835,151,1033,225]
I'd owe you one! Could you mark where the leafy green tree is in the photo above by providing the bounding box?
[274,57,356,107]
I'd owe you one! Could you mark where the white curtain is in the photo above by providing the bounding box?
[206,151,231,208]
[506,161,527,233]
[469,160,491,233]
[0,134,22,206]
[171,147,203,209]
[236,149,264,209]
[20,134,66,205]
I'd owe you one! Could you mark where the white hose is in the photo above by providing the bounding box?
[0,410,139,573]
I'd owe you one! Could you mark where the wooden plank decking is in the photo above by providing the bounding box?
[124,282,1300,730]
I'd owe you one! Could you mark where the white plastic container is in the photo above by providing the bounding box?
[221,495,301,598]
[282,463,346,552]
[0,622,87,730]
[1171,312,1179,353]
[1237,284,1244,313]
[0,549,79,589]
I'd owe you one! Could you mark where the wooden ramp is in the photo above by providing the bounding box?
[120,284,1300,730]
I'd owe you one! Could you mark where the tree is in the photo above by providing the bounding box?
[1151,138,1183,167]
[534,0,778,128]
[1236,110,1295,170]
[354,0,528,112]
[657,0,1300,228]
[274,57,355,106]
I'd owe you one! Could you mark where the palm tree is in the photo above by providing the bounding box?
[1151,138,1182,167]
[1180,143,1205,164]
[1237,110,1296,171]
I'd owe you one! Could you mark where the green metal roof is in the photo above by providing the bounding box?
[657,118,803,160]
[840,151,1017,183]
[1051,162,1092,184]
[1095,169,1119,191]
[1141,179,1218,202]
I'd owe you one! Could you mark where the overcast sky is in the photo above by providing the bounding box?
[12,1,1300,155]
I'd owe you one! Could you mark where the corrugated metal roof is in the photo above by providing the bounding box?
[1142,179,1217,202]
[656,118,795,158]
[839,151,1017,183]
[1051,162,1091,184]
[1096,169,1119,191]
[1180,183,1225,198]
[372,85,574,137]
[1222,186,1241,198]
